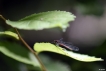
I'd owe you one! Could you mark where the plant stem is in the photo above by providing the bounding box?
[0,15,47,71]
[15,29,47,71]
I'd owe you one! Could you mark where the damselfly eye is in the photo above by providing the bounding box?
[54,40,57,42]
[54,40,59,43]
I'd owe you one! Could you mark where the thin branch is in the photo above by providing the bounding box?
[0,15,47,71]
[15,29,47,71]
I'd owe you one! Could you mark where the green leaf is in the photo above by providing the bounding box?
[0,31,19,40]
[6,11,76,31]
[0,42,40,67]
[34,43,104,62]
[66,51,103,62]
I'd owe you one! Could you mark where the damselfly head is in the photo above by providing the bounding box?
[54,40,60,43]
[54,38,63,43]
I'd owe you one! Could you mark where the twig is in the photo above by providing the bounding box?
[0,15,47,71]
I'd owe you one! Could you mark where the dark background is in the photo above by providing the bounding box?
[0,0,106,71]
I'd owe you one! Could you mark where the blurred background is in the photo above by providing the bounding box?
[0,0,106,71]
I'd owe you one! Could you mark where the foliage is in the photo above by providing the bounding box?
[6,11,75,32]
[0,11,104,71]
[34,43,103,62]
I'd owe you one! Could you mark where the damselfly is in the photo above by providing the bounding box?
[53,38,79,51]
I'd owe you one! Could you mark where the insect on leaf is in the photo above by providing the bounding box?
[34,43,104,62]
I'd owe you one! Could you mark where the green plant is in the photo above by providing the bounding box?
[0,11,103,71]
